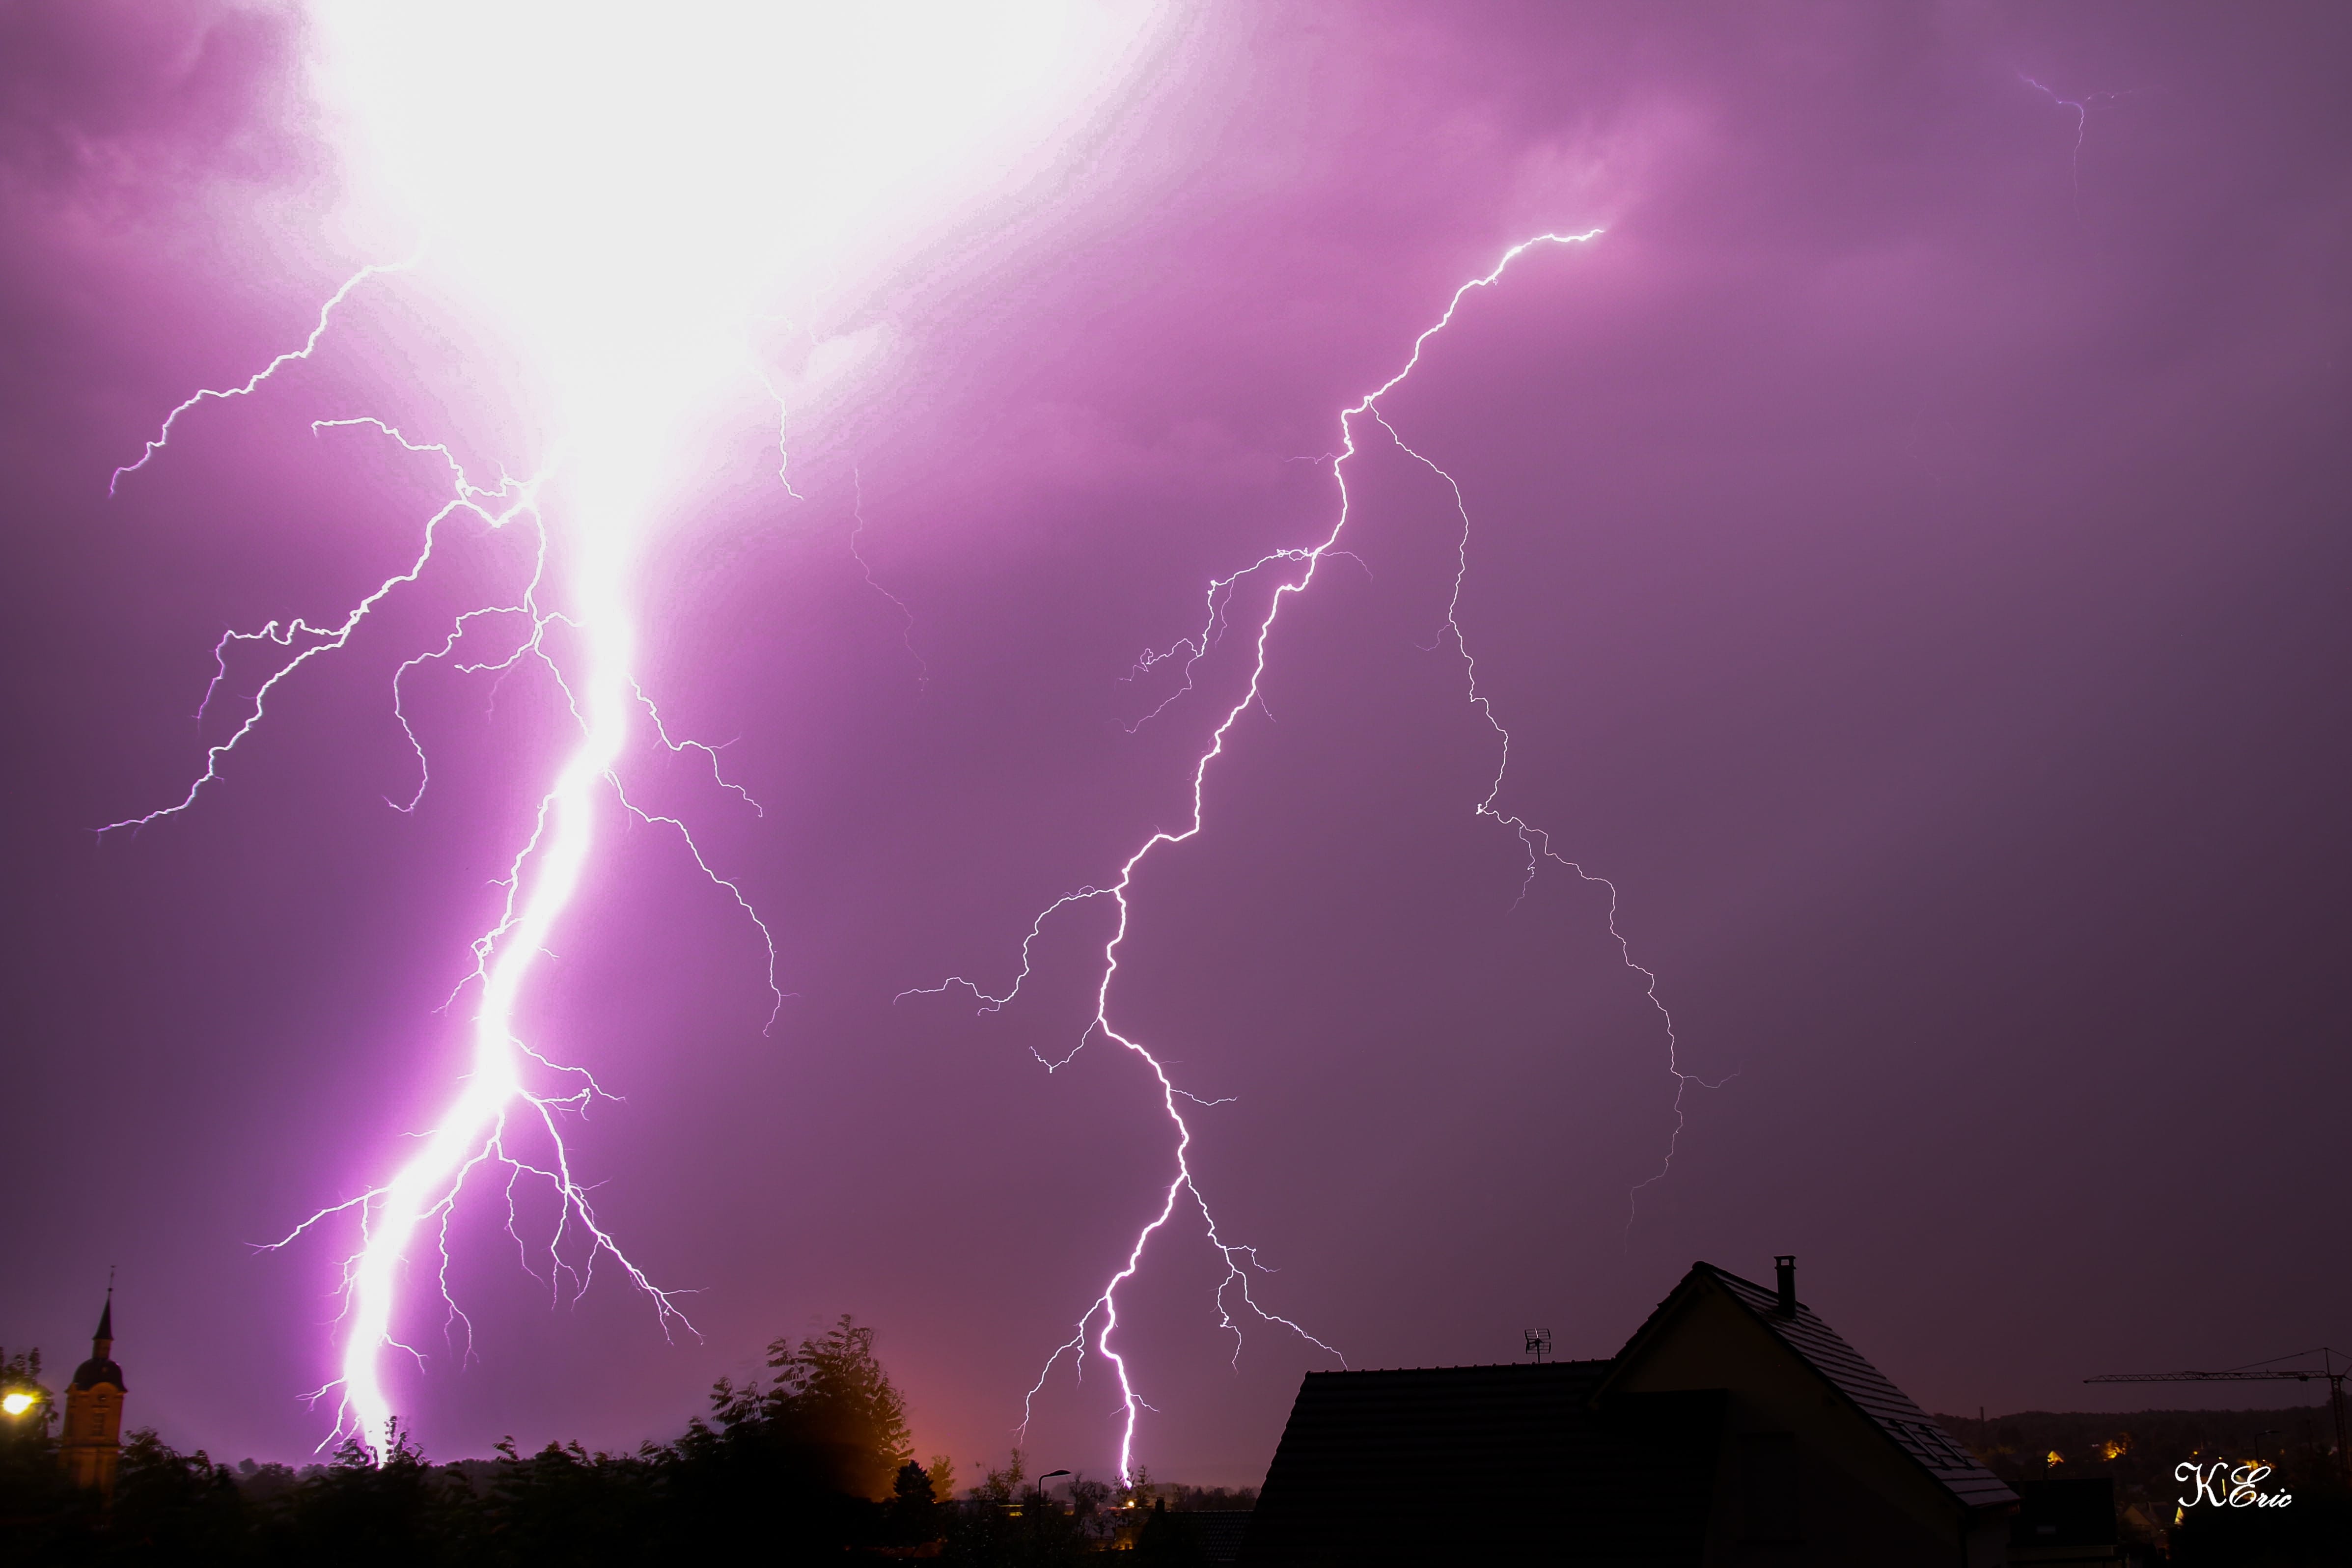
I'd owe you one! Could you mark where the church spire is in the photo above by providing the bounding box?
[63,1279,125,1497]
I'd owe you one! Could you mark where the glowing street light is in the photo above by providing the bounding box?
[2,1391,36,1417]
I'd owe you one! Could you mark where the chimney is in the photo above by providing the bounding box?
[1774,1255,1797,1317]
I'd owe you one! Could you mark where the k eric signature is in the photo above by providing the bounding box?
[2176,1460,2293,1510]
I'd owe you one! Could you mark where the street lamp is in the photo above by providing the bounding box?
[1,1392,33,1417]
[1033,1467,1072,1512]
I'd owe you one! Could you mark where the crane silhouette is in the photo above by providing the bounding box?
[2086,1348,2351,1485]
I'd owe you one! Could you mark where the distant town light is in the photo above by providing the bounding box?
[2,1392,35,1415]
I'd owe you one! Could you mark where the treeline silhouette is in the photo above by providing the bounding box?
[0,1317,1211,1566]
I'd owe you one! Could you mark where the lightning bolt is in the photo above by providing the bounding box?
[849,467,929,689]
[107,256,417,496]
[94,0,1173,1465]
[910,228,1707,1479]
[1366,405,1730,1231]
[2020,75,2134,224]
[105,263,781,1458]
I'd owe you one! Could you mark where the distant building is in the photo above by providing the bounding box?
[60,1293,124,1496]
[1243,1257,2018,1566]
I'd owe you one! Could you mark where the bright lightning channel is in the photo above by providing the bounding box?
[909,229,1710,1480]
[105,290,781,1457]
[101,0,1151,1461]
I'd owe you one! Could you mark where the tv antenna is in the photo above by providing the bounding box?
[1525,1329,1552,1364]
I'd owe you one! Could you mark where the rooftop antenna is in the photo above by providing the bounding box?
[1524,1329,1552,1364]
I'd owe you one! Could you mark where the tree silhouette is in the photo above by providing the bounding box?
[764,1312,913,1501]
[0,1315,1103,1565]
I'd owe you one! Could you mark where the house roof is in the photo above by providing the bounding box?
[1186,1509,1252,1563]
[1606,1262,2016,1512]
[1240,1362,1722,1566]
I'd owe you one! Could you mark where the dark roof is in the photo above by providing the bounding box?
[1188,1510,1252,1563]
[1240,1362,1720,1566]
[1140,1504,1257,1563]
[70,1356,124,1392]
[2014,1478,2118,1550]
[94,1295,111,1345]
[1610,1263,2014,1512]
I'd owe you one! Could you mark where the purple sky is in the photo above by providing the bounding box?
[4,2,2348,1486]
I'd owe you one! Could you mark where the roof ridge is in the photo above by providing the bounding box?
[1696,1266,2014,1511]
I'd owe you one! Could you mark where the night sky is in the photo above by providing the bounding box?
[3,2,2348,1488]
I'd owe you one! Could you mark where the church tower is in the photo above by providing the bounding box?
[61,1292,124,1495]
